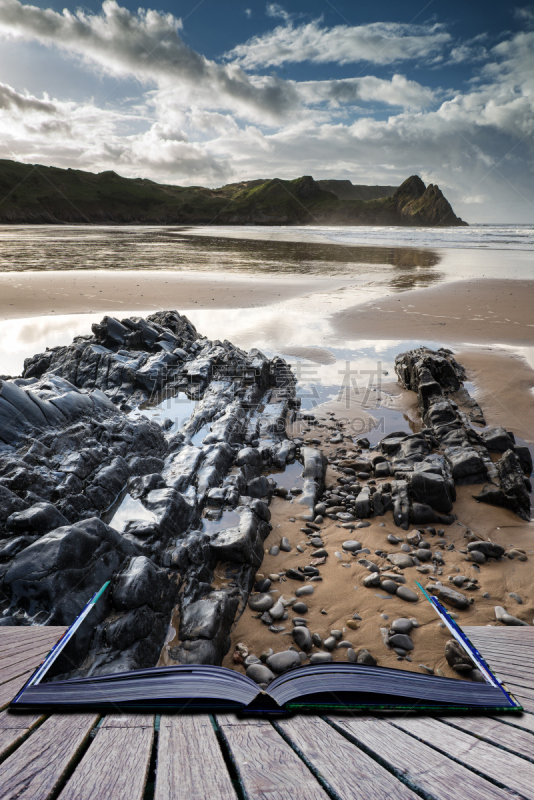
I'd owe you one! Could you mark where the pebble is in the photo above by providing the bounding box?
[347,648,357,663]
[356,521,370,528]
[495,606,529,626]
[292,601,308,614]
[269,600,285,620]
[268,625,286,633]
[254,579,271,592]
[323,636,337,650]
[311,548,328,558]
[380,580,399,595]
[342,540,362,552]
[285,568,305,581]
[244,655,261,666]
[266,649,302,673]
[391,618,414,634]
[396,586,419,603]
[246,664,276,684]
[320,608,328,614]
[353,613,362,620]
[389,633,414,651]
[269,574,281,582]
[296,545,304,553]
[330,630,342,640]
[312,633,323,647]
[509,592,523,604]
[292,626,313,651]
[346,619,359,630]
[295,585,314,597]
[388,554,415,569]
[269,545,280,556]
[337,512,355,522]
[337,640,352,648]
[419,664,434,675]
[401,543,411,553]
[280,537,292,552]
[260,648,273,662]
[314,516,324,524]
[310,652,333,664]
[249,593,275,612]
[292,617,308,626]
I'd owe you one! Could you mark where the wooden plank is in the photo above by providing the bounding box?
[101,713,154,728]
[0,670,34,711]
[0,642,59,665]
[217,715,328,800]
[392,716,534,799]
[328,715,516,800]
[0,710,45,762]
[0,629,65,646]
[58,716,154,800]
[0,654,54,686]
[0,713,99,800]
[155,715,237,800]
[277,716,419,800]
[440,715,534,761]
[490,711,534,734]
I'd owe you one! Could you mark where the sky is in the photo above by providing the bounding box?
[0,0,533,222]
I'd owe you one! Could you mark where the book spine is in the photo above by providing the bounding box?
[11,581,110,704]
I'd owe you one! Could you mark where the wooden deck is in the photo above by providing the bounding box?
[0,626,533,799]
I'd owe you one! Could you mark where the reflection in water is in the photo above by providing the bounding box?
[0,224,441,278]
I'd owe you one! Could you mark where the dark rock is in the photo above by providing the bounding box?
[266,650,301,673]
[292,626,313,651]
[426,583,471,610]
[391,618,414,634]
[6,502,68,536]
[246,663,275,684]
[445,639,474,673]
[248,593,274,612]
[389,633,414,651]
[113,556,172,612]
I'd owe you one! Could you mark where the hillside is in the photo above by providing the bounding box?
[0,159,467,226]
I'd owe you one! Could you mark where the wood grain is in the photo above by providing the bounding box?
[490,711,534,734]
[0,671,34,711]
[277,716,419,800]
[155,715,237,800]
[392,716,534,799]
[0,710,44,762]
[217,715,328,800]
[328,714,520,800]
[440,715,534,760]
[58,716,154,800]
[0,713,98,800]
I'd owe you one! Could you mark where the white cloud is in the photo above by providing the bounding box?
[225,19,451,68]
[298,74,435,110]
[266,4,291,23]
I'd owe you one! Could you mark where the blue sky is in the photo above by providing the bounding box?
[0,0,533,222]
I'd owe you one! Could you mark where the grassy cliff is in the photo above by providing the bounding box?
[0,159,466,226]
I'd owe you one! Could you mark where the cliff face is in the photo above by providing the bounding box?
[0,158,467,226]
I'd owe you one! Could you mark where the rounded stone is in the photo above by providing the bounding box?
[269,600,285,620]
[330,629,343,640]
[266,650,301,674]
[249,593,274,612]
[388,534,401,544]
[356,521,370,528]
[396,586,419,603]
[314,503,327,516]
[280,537,292,552]
[401,543,411,553]
[246,664,276,684]
[347,648,357,662]
[346,619,359,630]
[391,618,414,634]
[342,540,362,552]
[415,548,432,562]
[254,578,271,593]
[312,633,323,647]
[323,636,337,651]
[309,652,333,664]
[292,626,313,651]
[295,585,314,597]
[389,633,414,651]
[380,580,398,595]
[292,601,308,614]
[269,545,280,556]
[292,617,308,626]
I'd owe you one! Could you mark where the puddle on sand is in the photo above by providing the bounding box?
[108,493,157,533]
[269,459,304,491]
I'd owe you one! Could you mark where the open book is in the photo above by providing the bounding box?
[11,582,522,714]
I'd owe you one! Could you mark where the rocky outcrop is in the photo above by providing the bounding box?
[0,311,303,677]
[393,176,467,227]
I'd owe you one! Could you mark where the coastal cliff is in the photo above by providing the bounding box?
[0,159,466,226]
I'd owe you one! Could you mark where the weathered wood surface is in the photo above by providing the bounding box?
[0,625,532,799]
[276,715,420,800]
[0,714,99,800]
[217,714,329,800]
[58,715,154,800]
[155,714,237,800]
[392,715,534,799]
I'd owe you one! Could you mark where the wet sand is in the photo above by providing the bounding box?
[0,269,351,321]
[334,278,534,347]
